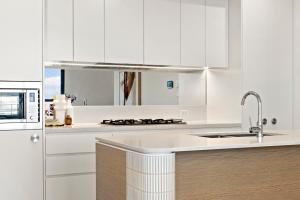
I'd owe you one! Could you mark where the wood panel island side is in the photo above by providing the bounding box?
[96,131,300,200]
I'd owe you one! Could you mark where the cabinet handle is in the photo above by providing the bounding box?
[31,134,40,143]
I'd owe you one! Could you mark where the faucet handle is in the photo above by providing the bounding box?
[262,118,267,125]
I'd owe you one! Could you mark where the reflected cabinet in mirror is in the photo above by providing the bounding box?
[44,68,206,106]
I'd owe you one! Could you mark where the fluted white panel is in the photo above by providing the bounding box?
[126,152,175,200]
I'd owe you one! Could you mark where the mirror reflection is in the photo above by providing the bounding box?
[44,68,205,106]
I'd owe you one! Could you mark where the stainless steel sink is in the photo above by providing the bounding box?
[195,133,282,139]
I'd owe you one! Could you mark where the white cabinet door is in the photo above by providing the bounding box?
[45,0,73,61]
[242,0,293,130]
[0,0,42,81]
[105,0,143,64]
[206,0,228,68]
[294,0,300,129]
[144,0,180,65]
[46,174,95,200]
[0,130,43,200]
[74,0,105,62]
[181,0,206,67]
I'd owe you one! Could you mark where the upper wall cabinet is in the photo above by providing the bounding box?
[45,0,73,61]
[45,0,227,67]
[74,0,105,62]
[206,0,228,68]
[144,0,181,65]
[45,0,105,62]
[0,0,42,81]
[181,0,228,68]
[181,0,206,67]
[105,0,143,64]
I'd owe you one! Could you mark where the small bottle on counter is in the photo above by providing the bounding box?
[65,115,73,125]
[65,98,74,125]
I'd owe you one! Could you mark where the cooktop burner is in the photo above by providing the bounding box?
[101,119,186,126]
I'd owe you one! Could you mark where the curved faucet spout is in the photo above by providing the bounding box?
[241,91,262,106]
[241,91,263,137]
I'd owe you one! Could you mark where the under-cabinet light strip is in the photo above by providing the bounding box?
[44,61,205,73]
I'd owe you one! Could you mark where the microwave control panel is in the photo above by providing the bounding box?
[26,89,40,123]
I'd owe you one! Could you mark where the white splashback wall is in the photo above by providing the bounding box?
[72,105,206,123]
[242,0,293,130]
[179,72,207,106]
[206,0,242,122]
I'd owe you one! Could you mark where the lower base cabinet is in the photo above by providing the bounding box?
[45,132,106,200]
[46,174,96,200]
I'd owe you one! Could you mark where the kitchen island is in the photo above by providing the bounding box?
[96,131,300,200]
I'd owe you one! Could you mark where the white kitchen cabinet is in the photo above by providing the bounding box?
[242,0,293,130]
[294,0,300,129]
[144,0,180,65]
[206,0,228,68]
[0,0,42,81]
[46,174,96,200]
[0,131,43,200]
[74,0,105,62]
[105,0,143,63]
[181,0,228,68]
[46,133,113,154]
[45,132,112,200]
[46,154,95,176]
[181,0,206,67]
[45,0,73,61]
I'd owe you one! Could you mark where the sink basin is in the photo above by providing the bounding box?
[194,133,282,139]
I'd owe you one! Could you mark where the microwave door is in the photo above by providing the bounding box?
[0,90,27,123]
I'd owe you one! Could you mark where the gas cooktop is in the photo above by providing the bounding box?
[100,119,186,126]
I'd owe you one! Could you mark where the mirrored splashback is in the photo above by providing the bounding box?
[44,68,206,106]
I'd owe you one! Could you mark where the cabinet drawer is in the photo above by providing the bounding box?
[46,133,112,154]
[46,154,95,176]
[46,174,95,200]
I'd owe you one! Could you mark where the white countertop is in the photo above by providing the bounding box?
[45,120,241,134]
[96,130,300,154]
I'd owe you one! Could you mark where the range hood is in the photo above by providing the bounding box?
[44,61,205,73]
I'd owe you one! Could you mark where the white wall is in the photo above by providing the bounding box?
[206,0,242,122]
[179,72,206,106]
[294,0,300,129]
[65,70,114,106]
[242,0,293,130]
[72,105,207,123]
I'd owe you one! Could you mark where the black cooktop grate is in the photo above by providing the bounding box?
[101,119,186,126]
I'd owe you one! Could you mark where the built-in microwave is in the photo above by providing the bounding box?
[0,82,42,130]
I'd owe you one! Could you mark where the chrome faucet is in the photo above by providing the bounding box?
[241,91,263,137]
